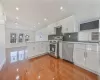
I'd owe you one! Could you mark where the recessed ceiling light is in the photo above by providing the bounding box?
[60,6,64,10]
[16,7,19,11]
[44,18,47,21]
[16,17,19,20]
[38,22,40,24]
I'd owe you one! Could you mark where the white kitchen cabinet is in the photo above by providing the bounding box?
[86,51,99,73]
[47,23,58,35]
[47,26,55,35]
[73,48,85,67]
[27,42,49,58]
[78,31,89,41]
[61,16,77,33]
[73,43,100,75]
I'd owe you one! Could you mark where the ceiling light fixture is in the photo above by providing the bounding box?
[44,18,47,21]
[60,6,64,10]
[16,17,19,20]
[16,7,19,11]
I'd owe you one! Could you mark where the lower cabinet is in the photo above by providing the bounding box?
[27,42,49,58]
[86,51,99,73]
[73,48,85,67]
[73,43,100,75]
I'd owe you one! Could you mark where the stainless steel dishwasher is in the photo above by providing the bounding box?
[62,42,74,63]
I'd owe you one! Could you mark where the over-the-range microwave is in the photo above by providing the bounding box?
[79,19,100,42]
[78,31,100,42]
[90,32,100,42]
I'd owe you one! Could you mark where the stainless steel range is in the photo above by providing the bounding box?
[49,36,63,58]
[49,40,59,58]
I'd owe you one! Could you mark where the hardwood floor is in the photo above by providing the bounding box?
[0,54,99,80]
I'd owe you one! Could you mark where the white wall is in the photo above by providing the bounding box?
[6,28,35,48]
[35,27,49,41]
[0,3,6,70]
[0,24,5,70]
[5,17,35,48]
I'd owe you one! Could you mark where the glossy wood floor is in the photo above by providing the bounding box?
[0,54,100,80]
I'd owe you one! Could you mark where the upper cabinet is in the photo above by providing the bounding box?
[47,23,57,35]
[35,15,78,41]
[60,16,78,33]
[47,24,55,35]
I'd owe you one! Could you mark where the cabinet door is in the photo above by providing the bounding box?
[61,18,68,33]
[61,16,77,33]
[73,48,85,67]
[47,26,55,35]
[86,51,99,72]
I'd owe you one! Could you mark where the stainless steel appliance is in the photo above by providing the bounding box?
[49,40,59,58]
[62,42,74,63]
[90,32,100,42]
[49,36,63,58]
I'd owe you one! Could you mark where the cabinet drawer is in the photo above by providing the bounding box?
[74,43,86,50]
[86,44,100,52]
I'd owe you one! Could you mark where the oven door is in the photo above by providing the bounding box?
[50,44,56,53]
[50,43,57,57]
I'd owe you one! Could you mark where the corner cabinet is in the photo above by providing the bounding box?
[73,43,100,75]
[61,16,78,33]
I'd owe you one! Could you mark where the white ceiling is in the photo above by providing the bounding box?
[1,0,100,31]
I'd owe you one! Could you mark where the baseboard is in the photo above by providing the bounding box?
[0,59,6,71]
[27,53,48,59]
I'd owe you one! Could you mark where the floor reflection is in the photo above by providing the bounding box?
[10,51,18,63]
[10,50,25,63]
[1,52,99,80]
[8,47,27,63]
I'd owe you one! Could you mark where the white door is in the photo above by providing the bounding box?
[73,49,85,67]
[86,51,99,72]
